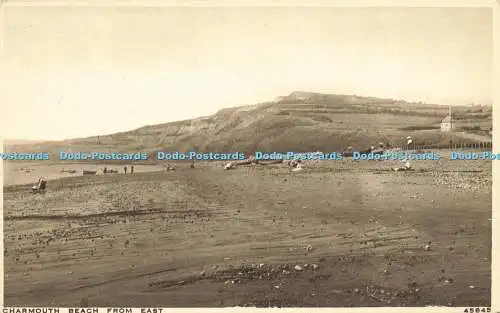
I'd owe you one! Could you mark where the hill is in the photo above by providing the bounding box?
[3,91,492,162]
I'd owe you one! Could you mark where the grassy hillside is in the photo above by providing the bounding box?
[4,92,492,162]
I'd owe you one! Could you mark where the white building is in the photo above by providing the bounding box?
[440,107,455,132]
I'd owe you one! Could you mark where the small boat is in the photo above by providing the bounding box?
[82,170,97,175]
[61,168,77,174]
[370,148,385,155]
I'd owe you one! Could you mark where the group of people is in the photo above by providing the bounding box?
[123,165,134,174]
[103,165,134,174]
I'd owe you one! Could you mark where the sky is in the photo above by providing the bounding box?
[0,5,494,140]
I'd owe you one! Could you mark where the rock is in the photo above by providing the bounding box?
[80,297,89,307]
[469,285,475,289]
[294,265,303,271]
[311,264,319,270]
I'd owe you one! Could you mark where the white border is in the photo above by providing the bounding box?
[0,0,497,311]
[0,0,496,7]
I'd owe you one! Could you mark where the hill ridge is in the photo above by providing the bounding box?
[4,91,492,157]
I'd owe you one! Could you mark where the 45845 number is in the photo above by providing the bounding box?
[464,308,491,313]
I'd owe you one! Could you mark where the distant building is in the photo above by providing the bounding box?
[440,107,455,132]
[441,115,455,132]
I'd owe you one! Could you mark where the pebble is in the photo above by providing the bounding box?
[80,297,89,307]
[311,264,319,270]
[294,265,303,271]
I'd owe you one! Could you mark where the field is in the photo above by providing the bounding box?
[2,153,491,307]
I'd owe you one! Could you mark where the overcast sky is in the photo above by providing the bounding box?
[0,5,493,140]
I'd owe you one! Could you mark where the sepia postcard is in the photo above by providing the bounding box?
[0,0,498,311]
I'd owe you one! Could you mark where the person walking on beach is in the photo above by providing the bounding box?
[131,165,134,174]
[124,166,127,174]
